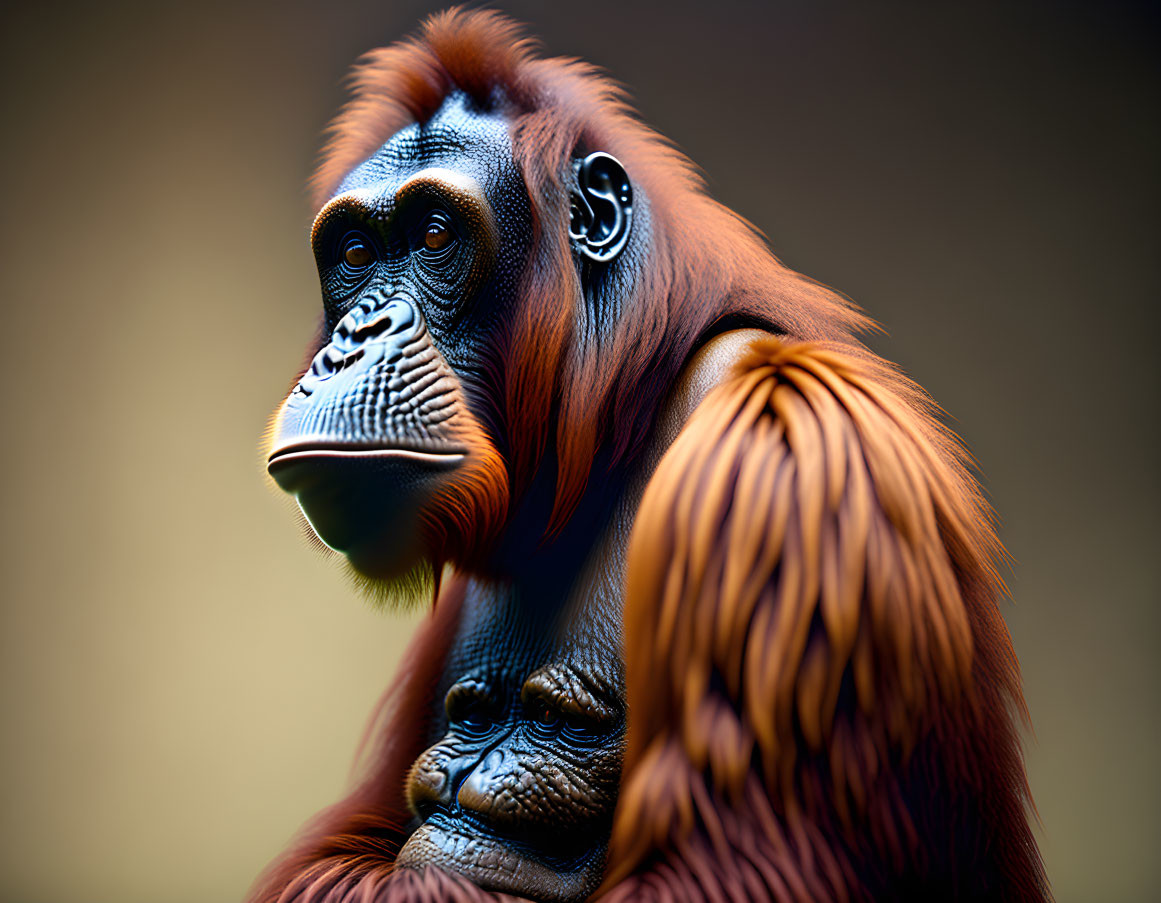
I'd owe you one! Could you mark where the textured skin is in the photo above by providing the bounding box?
[254,11,1047,902]
[268,94,524,580]
[384,328,747,898]
[267,90,648,895]
[329,92,530,379]
[398,593,625,899]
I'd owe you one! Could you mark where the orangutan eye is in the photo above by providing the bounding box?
[526,699,561,733]
[341,234,373,269]
[425,222,450,251]
[419,211,457,259]
[457,708,494,737]
[563,711,594,732]
[445,679,498,739]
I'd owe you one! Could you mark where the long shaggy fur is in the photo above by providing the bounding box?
[605,339,1046,901]
[254,9,1047,902]
[312,7,870,545]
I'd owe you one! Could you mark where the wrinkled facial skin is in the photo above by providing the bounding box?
[266,94,529,577]
[398,584,625,901]
[268,92,632,899]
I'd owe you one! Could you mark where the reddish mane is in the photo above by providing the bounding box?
[252,10,1047,902]
[312,7,873,535]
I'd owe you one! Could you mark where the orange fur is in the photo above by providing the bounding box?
[311,8,871,542]
[422,406,509,574]
[255,10,1047,901]
[604,339,1046,901]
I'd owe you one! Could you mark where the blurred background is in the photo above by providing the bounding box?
[0,1,1156,900]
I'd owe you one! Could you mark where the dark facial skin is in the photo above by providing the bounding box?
[267,93,638,898]
[262,89,774,898]
[383,466,641,899]
[396,582,625,900]
[266,93,529,577]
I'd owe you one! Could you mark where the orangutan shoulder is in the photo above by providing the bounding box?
[650,328,776,459]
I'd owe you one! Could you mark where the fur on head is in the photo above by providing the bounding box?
[311,7,872,550]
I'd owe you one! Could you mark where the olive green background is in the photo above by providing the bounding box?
[0,1,1156,901]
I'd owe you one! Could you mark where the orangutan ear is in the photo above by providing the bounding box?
[568,152,633,263]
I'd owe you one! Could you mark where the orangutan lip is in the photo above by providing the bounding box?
[418,810,592,866]
[395,818,601,901]
[266,444,466,470]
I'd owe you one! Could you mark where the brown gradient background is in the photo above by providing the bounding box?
[0,1,1156,901]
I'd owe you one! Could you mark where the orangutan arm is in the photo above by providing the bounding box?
[602,337,1047,902]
